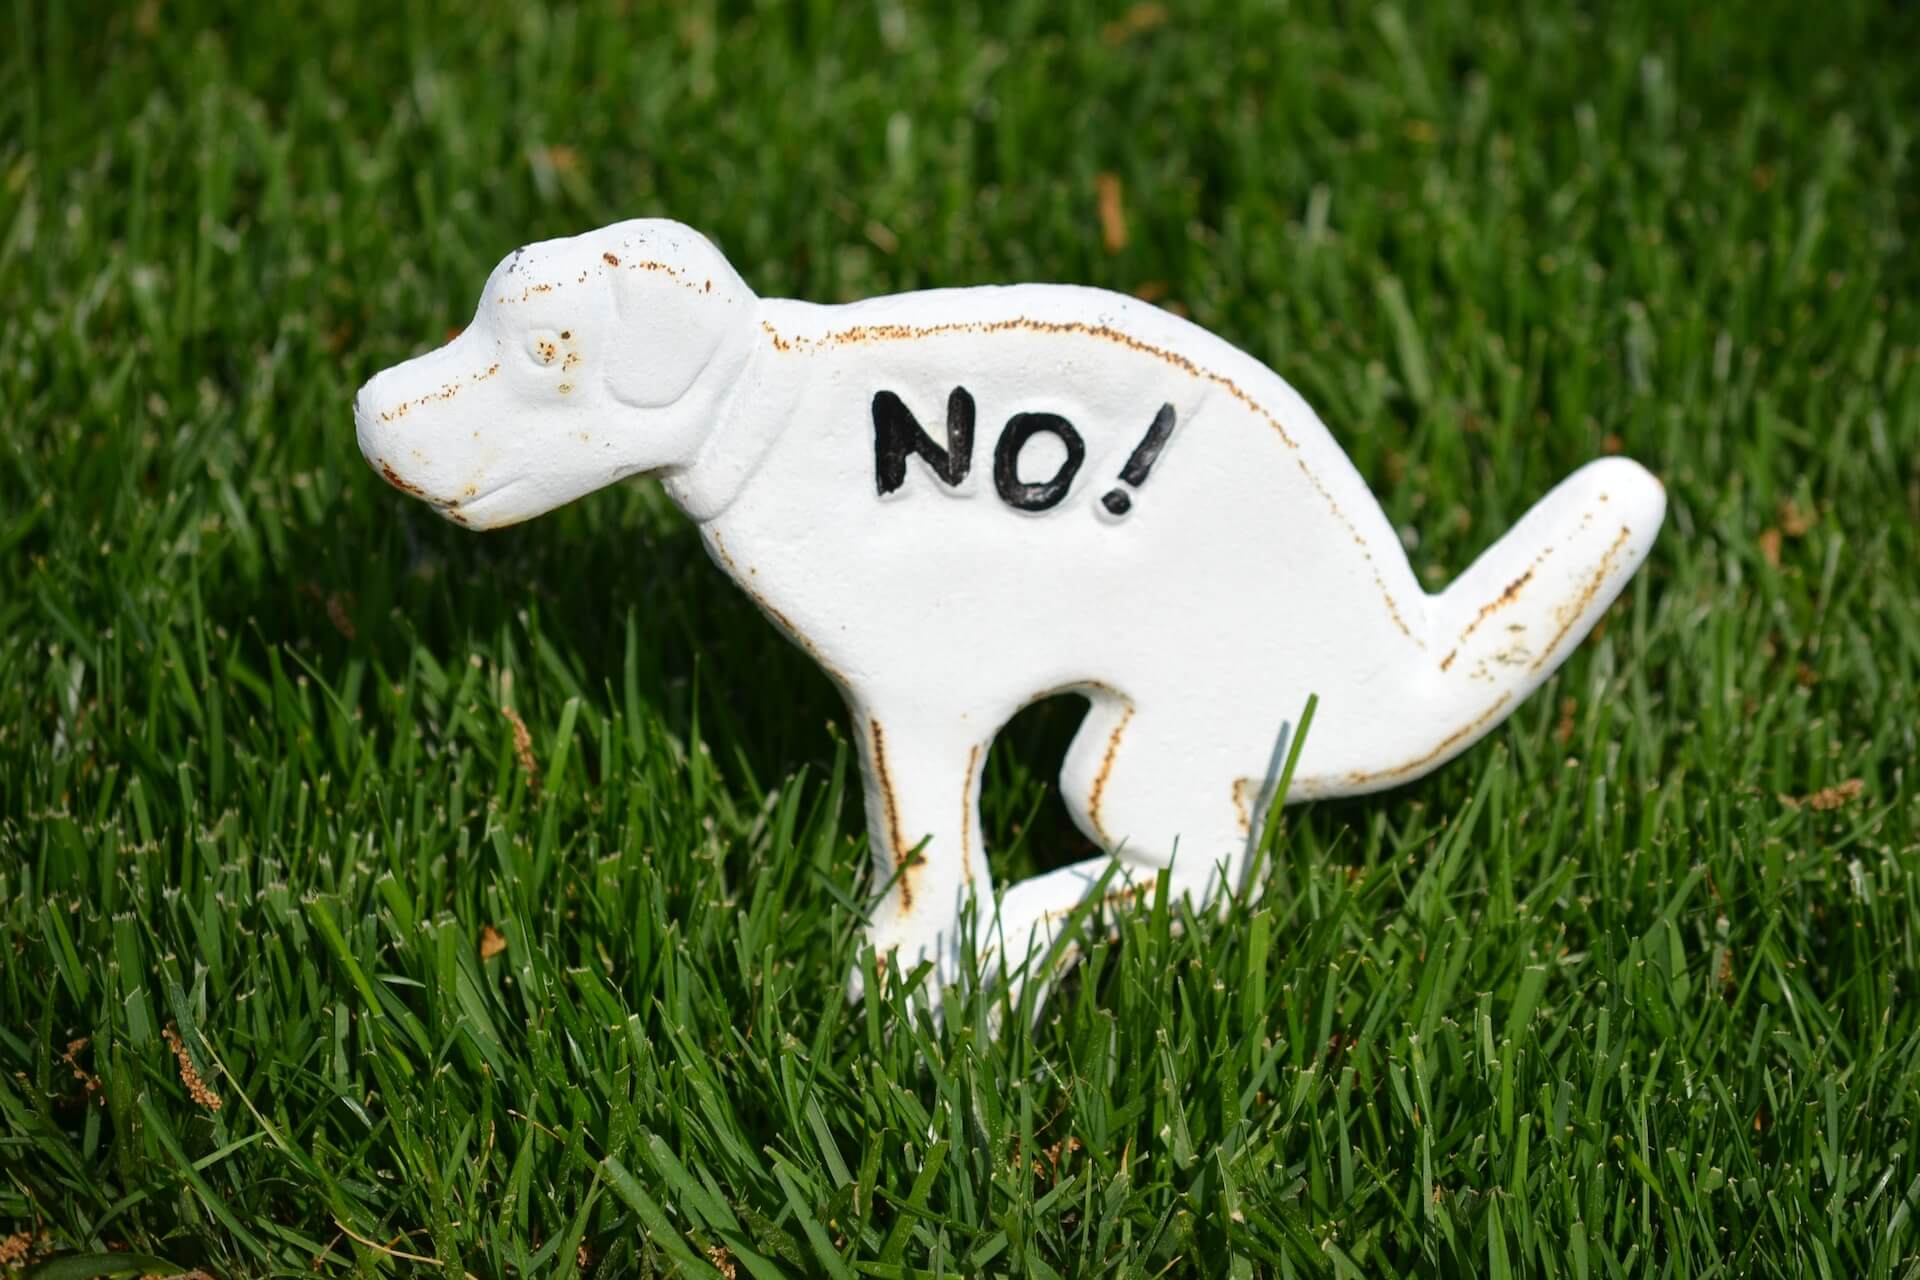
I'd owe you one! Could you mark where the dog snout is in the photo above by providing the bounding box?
[352,382,384,461]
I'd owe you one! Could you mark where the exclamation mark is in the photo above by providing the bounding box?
[1100,402,1177,516]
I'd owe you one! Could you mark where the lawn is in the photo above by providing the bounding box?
[3,0,1918,1275]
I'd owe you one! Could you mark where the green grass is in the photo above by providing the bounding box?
[3,0,1918,1275]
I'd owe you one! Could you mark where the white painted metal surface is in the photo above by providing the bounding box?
[355,219,1665,993]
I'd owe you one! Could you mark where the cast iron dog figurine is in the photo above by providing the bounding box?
[355,219,1664,992]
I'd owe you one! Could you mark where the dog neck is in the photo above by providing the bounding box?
[656,309,782,522]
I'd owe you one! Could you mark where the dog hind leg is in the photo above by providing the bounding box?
[983,703,1247,984]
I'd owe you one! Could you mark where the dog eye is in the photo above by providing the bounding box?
[527,331,560,366]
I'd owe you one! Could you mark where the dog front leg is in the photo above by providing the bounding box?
[847,706,992,998]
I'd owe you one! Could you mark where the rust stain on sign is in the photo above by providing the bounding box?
[868,719,913,912]
[1440,565,1543,671]
[707,528,843,684]
[765,316,1302,444]
[376,361,501,424]
[377,460,424,495]
[1341,692,1513,788]
[960,745,980,886]
[1086,705,1135,846]
[497,255,716,307]
[1533,525,1631,671]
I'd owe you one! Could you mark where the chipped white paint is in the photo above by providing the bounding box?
[355,218,1665,994]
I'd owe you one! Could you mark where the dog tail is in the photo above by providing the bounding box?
[1428,456,1665,704]
[1288,457,1663,802]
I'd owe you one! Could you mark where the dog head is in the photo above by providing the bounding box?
[353,219,754,529]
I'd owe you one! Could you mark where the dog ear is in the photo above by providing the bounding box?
[603,224,752,410]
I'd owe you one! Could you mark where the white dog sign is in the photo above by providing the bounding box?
[355,219,1664,990]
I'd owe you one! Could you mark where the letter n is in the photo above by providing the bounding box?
[872,388,975,496]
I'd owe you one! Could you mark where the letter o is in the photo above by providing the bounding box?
[993,413,1084,512]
